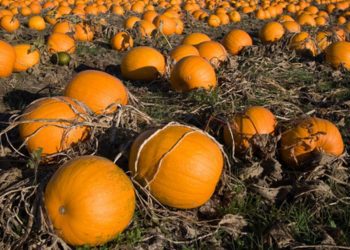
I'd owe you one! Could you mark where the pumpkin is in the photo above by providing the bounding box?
[47,33,76,54]
[0,40,15,77]
[53,21,74,34]
[13,44,40,72]
[136,20,156,37]
[129,123,223,209]
[325,41,350,70]
[28,16,46,31]
[170,56,216,92]
[121,46,165,81]
[45,155,135,246]
[111,32,133,51]
[222,29,252,55]
[124,16,141,29]
[65,70,128,114]
[296,13,316,26]
[259,21,285,43]
[208,14,221,27]
[170,44,199,63]
[280,117,344,167]
[228,10,241,22]
[174,18,184,34]
[0,15,19,33]
[196,41,227,67]
[74,23,94,42]
[282,21,301,33]
[18,97,89,156]
[142,10,158,23]
[289,32,317,57]
[153,14,176,35]
[223,106,277,152]
[182,33,211,46]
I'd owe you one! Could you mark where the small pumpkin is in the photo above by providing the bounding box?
[18,97,89,156]
[282,21,301,33]
[0,40,15,77]
[169,44,199,63]
[182,33,211,46]
[111,32,133,51]
[223,106,277,152]
[325,41,350,70]
[65,70,128,114]
[170,56,217,92]
[289,32,317,57]
[13,44,40,72]
[153,14,176,35]
[47,33,76,54]
[208,14,221,27]
[222,29,253,55]
[121,46,165,81]
[196,41,227,67]
[280,117,344,167]
[45,155,135,246]
[74,23,94,42]
[53,21,74,34]
[136,20,156,37]
[129,123,224,209]
[0,15,19,33]
[28,15,46,31]
[259,22,285,43]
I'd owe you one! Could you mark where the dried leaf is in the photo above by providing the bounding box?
[218,214,247,239]
[266,223,295,248]
[251,185,292,203]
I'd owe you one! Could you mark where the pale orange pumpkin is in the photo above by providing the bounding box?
[65,70,128,114]
[45,155,135,246]
[129,123,223,209]
[13,44,40,72]
[222,29,253,55]
[196,41,227,67]
[280,117,344,167]
[0,40,15,77]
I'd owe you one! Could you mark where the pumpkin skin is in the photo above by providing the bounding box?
[53,21,74,34]
[259,22,285,43]
[289,32,317,57]
[0,40,15,78]
[280,117,344,167]
[45,155,135,246]
[13,44,40,72]
[47,33,76,54]
[129,123,224,209]
[223,106,277,152]
[65,70,128,114]
[282,21,301,33]
[170,56,217,92]
[325,41,350,70]
[18,97,89,156]
[121,46,165,81]
[0,15,19,33]
[170,44,199,63]
[222,29,253,55]
[196,41,227,67]
[153,14,176,35]
[28,16,46,31]
[111,32,133,51]
[182,33,211,46]
[74,23,94,42]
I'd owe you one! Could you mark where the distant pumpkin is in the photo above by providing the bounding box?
[28,16,46,31]
[222,29,253,55]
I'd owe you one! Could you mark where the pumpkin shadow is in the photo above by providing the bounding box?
[3,89,45,111]
[105,64,122,79]
[74,64,101,73]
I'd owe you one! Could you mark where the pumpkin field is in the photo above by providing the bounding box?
[0,0,350,248]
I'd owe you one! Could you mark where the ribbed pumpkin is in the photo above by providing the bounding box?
[18,97,88,156]
[65,70,128,114]
[182,33,211,46]
[28,16,46,31]
[280,117,344,167]
[282,21,301,33]
[259,22,285,43]
[223,106,277,152]
[0,40,15,77]
[45,155,135,246]
[129,123,224,209]
[289,32,317,57]
[170,44,199,63]
[222,29,253,55]
[208,14,221,27]
[111,32,133,51]
[47,33,76,54]
[13,44,40,72]
[0,15,19,32]
[121,46,165,81]
[170,56,217,92]
[196,41,227,67]
[153,14,176,35]
[325,41,350,70]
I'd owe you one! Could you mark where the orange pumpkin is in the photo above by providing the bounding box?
[296,13,316,26]
[136,20,156,37]
[142,10,158,23]
[129,123,223,209]
[18,97,89,156]
[259,21,285,43]
[228,10,241,22]
[0,40,15,77]
[28,15,46,31]
[153,14,176,35]
[74,23,94,42]
[45,155,135,246]
[222,29,252,55]
[65,70,128,114]
[121,46,165,81]
[208,14,221,27]
[0,15,19,33]
[282,21,301,33]
[111,32,133,51]
[223,106,277,152]
[196,41,227,67]
[53,21,74,34]
[47,33,76,54]
[289,32,317,57]
[280,117,344,167]
[170,44,199,63]
[182,33,211,46]
[325,41,350,70]
[124,16,141,29]
[13,44,40,72]
[170,56,217,92]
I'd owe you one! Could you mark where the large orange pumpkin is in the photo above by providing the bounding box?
[280,117,344,167]
[18,97,89,156]
[196,41,227,67]
[65,70,128,114]
[0,40,15,77]
[47,33,76,54]
[45,155,135,246]
[111,32,133,51]
[259,22,285,43]
[222,29,252,55]
[170,56,217,92]
[13,44,40,72]
[169,44,199,63]
[223,106,277,152]
[325,41,350,70]
[121,46,165,81]
[129,123,224,209]
[182,33,211,46]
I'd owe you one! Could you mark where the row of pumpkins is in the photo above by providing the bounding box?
[16,68,344,246]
